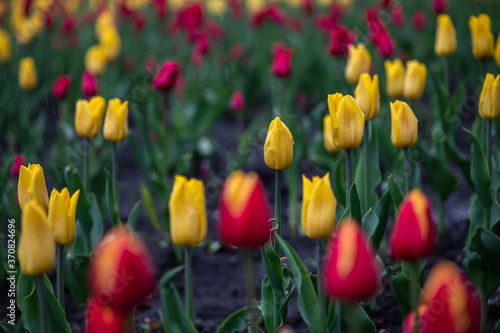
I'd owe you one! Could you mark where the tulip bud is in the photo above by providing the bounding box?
[435,14,457,56]
[103,98,128,142]
[218,171,272,248]
[323,115,340,153]
[95,11,115,39]
[302,173,336,239]
[18,163,49,212]
[169,175,207,247]
[10,155,25,177]
[98,27,121,61]
[48,188,80,245]
[89,226,157,311]
[82,70,99,97]
[75,96,106,138]
[403,60,426,100]
[230,90,245,112]
[327,93,365,150]
[272,43,293,78]
[85,297,133,333]
[264,117,294,170]
[18,57,38,91]
[0,28,11,64]
[328,26,356,57]
[345,43,371,84]
[390,101,418,149]
[433,0,445,14]
[479,73,500,120]
[354,73,380,121]
[384,59,405,98]
[52,75,72,99]
[412,10,426,30]
[469,14,494,59]
[85,45,107,76]
[323,219,380,301]
[152,61,179,92]
[390,189,436,261]
[18,200,56,276]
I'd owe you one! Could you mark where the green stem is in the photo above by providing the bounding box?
[404,148,411,194]
[335,300,342,333]
[243,251,256,304]
[36,275,48,333]
[280,78,286,120]
[274,170,281,257]
[345,150,352,215]
[316,240,325,327]
[444,56,450,93]
[486,119,492,231]
[410,263,421,333]
[364,122,370,212]
[184,247,194,321]
[57,244,65,312]
[83,138,89,191]
[112,142,119,205]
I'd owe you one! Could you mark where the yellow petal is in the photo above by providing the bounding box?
[263,117,294,170]
[355,74,380,121]
[18,165,33,209]
[103,98,128,142]
[435,14,457,56]
[303,174,336,239]
[323,115,339,153]
[385,59,404,98]
[479,74,494,119]
[403,60,427,100]
[335,95,365,150]
[391,101,418,148]
[28,165,49,212]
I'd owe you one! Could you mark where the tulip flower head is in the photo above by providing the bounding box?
[95,11,115,39]
[10,155,25,177]
[469,14,494,59]
[52,75,72,99]
[103,98,129,142]
[264,117,294,170]
[82,70,99,97]
[48,188,80,245]
[18,163,49,212]
[323,115,340,153]
[169,175,207,247]
[18,57,38,91]
[403,60,427,100]
[479,73,500,120]
[86,297,133,333]
[0,28,11,64]
[354,73,380,121]
[390,100,418,148]
[323,219,380,301]
[435,14,457,56]
[230,90,245,112]
[412,10,426,30]
[85,44,107,76]
[345,43,371,84]
[152,61,179,92]
[272,43,293,78]
[218,171,272,248]
[390,189,436,261]
[328,26,356,57]
[327,93,365,150]
[18,200,55,276]
[302,173,337,239]
[75,96,106,138]
[385,59,405,98]
[99,27,121,61]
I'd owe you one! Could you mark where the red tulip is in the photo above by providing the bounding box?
[271,43,293,78]
[10,155,25,177]
[328,26,357,57]
[404,261,481,333]
[152,61,179,92]
[391,6,405,27]
[218,171,272,248]
[89,226,157,311]
[315,5,342,31]
[85,298,132,333]
[133,13,147,33]
[62,16,75,33]
[303,0,313,14]
[230,91,245,111]
[53,75,71,99]
[390,189,436,261]
[412,10,426,30]
[323,219,380,301]
[82,71,98,97]
[251,5,286,27]
[153,0,167,20]
[173,3,204,38]
[433,0,445,14]
[373,31,395,58]
[364,6,379,23]
[24,0,33,15]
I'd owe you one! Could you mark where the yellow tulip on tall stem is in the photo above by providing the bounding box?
[435,14,457,91]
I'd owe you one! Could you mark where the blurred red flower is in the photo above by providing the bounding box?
[10,155,25,177]
[53,75,72,99]
[152,61,179,92]
[328,26,357,57]
[412,10,426,30]
[153,0,167,20]
[230,90,245,111]
[251,5,286,27]
[433,0,446,14]
[85,297,132,333]
[82,71,98,97]
[272,42,293,78]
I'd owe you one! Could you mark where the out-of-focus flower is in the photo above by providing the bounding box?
[89,226,157,311]
[264,117,294,170]
[435,14,457,56]
[355,74,380,121]
[230,90,245,111]
[169,175,207,247]
[328,26,356,57]
[48,188,80,245]
[153,0,167,20]
[315,5,341,31]
[385,59,405,98]
[85,298,133,333]
[433,0,445,14]
[204,22,225,41]
[18,163,49,211]
[469,14,494,59]
[173,3,204,38]
[373,31,395,58]
[327,93,365,150]
[98,27,121,61]
[323,219,380,301]
[85,45,107,76]
[323,115,340,153]
[345,43,371,84]
[251,5,286,27]
[18,57,38,91]
[246,0,265,14]
[390,189,436,261]
[412,10,426,30]
[0,28,11,63]
[191,33,210,66]
[95,11,115,39]
[10,155,25,177]
[390,100,418,148]
[302,173,336,239]
[218,171,272,248]
[207,0,226,16]
[391,6,404,27]
[82,71,98,97]
[103,98,128,142]
[52,75,71,99]
[495,34,500,69]
[152,61,179,92]
[479,73,500,120]
[403,60,427,100]
[133,13,146,32]
[272,43,293,78]
[75,96,106,138]
[61,16,75,33]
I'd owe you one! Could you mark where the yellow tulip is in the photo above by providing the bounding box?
[99,27,121,61]
[264,117,294,170]
[0,29,11,64]
[18,57,38,91]
[327,93,365,150]
[479,73,500,120]
[84,45,107,76]
[435,14,457,56]
[48,188,80,245]
[95,10,115,39]
[169,175,207,246]
[302,173,337,239]
[495,33,500,69]
[323,115,340,153]
[403,60,427,100]
[354,74,380,121]
[18,200,56,276]
[103,98,129,142]
[385,59,405,98]
[75,96,107,138]
[345,44,371,84]
[469,14,494,59]
[207,0,227,15]
[246,0,265,14]
[390,101,418,148]
[18,164,49,212]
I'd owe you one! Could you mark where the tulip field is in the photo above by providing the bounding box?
[2,0,500,332]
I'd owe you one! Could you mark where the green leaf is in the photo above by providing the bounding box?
[105,172,120,226]
[141,185,164,235]
[372,190,391,250]
[217,307,251,333]
[261,245,283,291]
[386,266,422,317]
[63,252,90,307]
[340,302,376,333]
[0,322,27,333]
[127,200,142,229]
[388,175,404,211]
[89,193,104,249]
[495,318,500,332]
[340,183,362,223]
[64,166,92,235]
